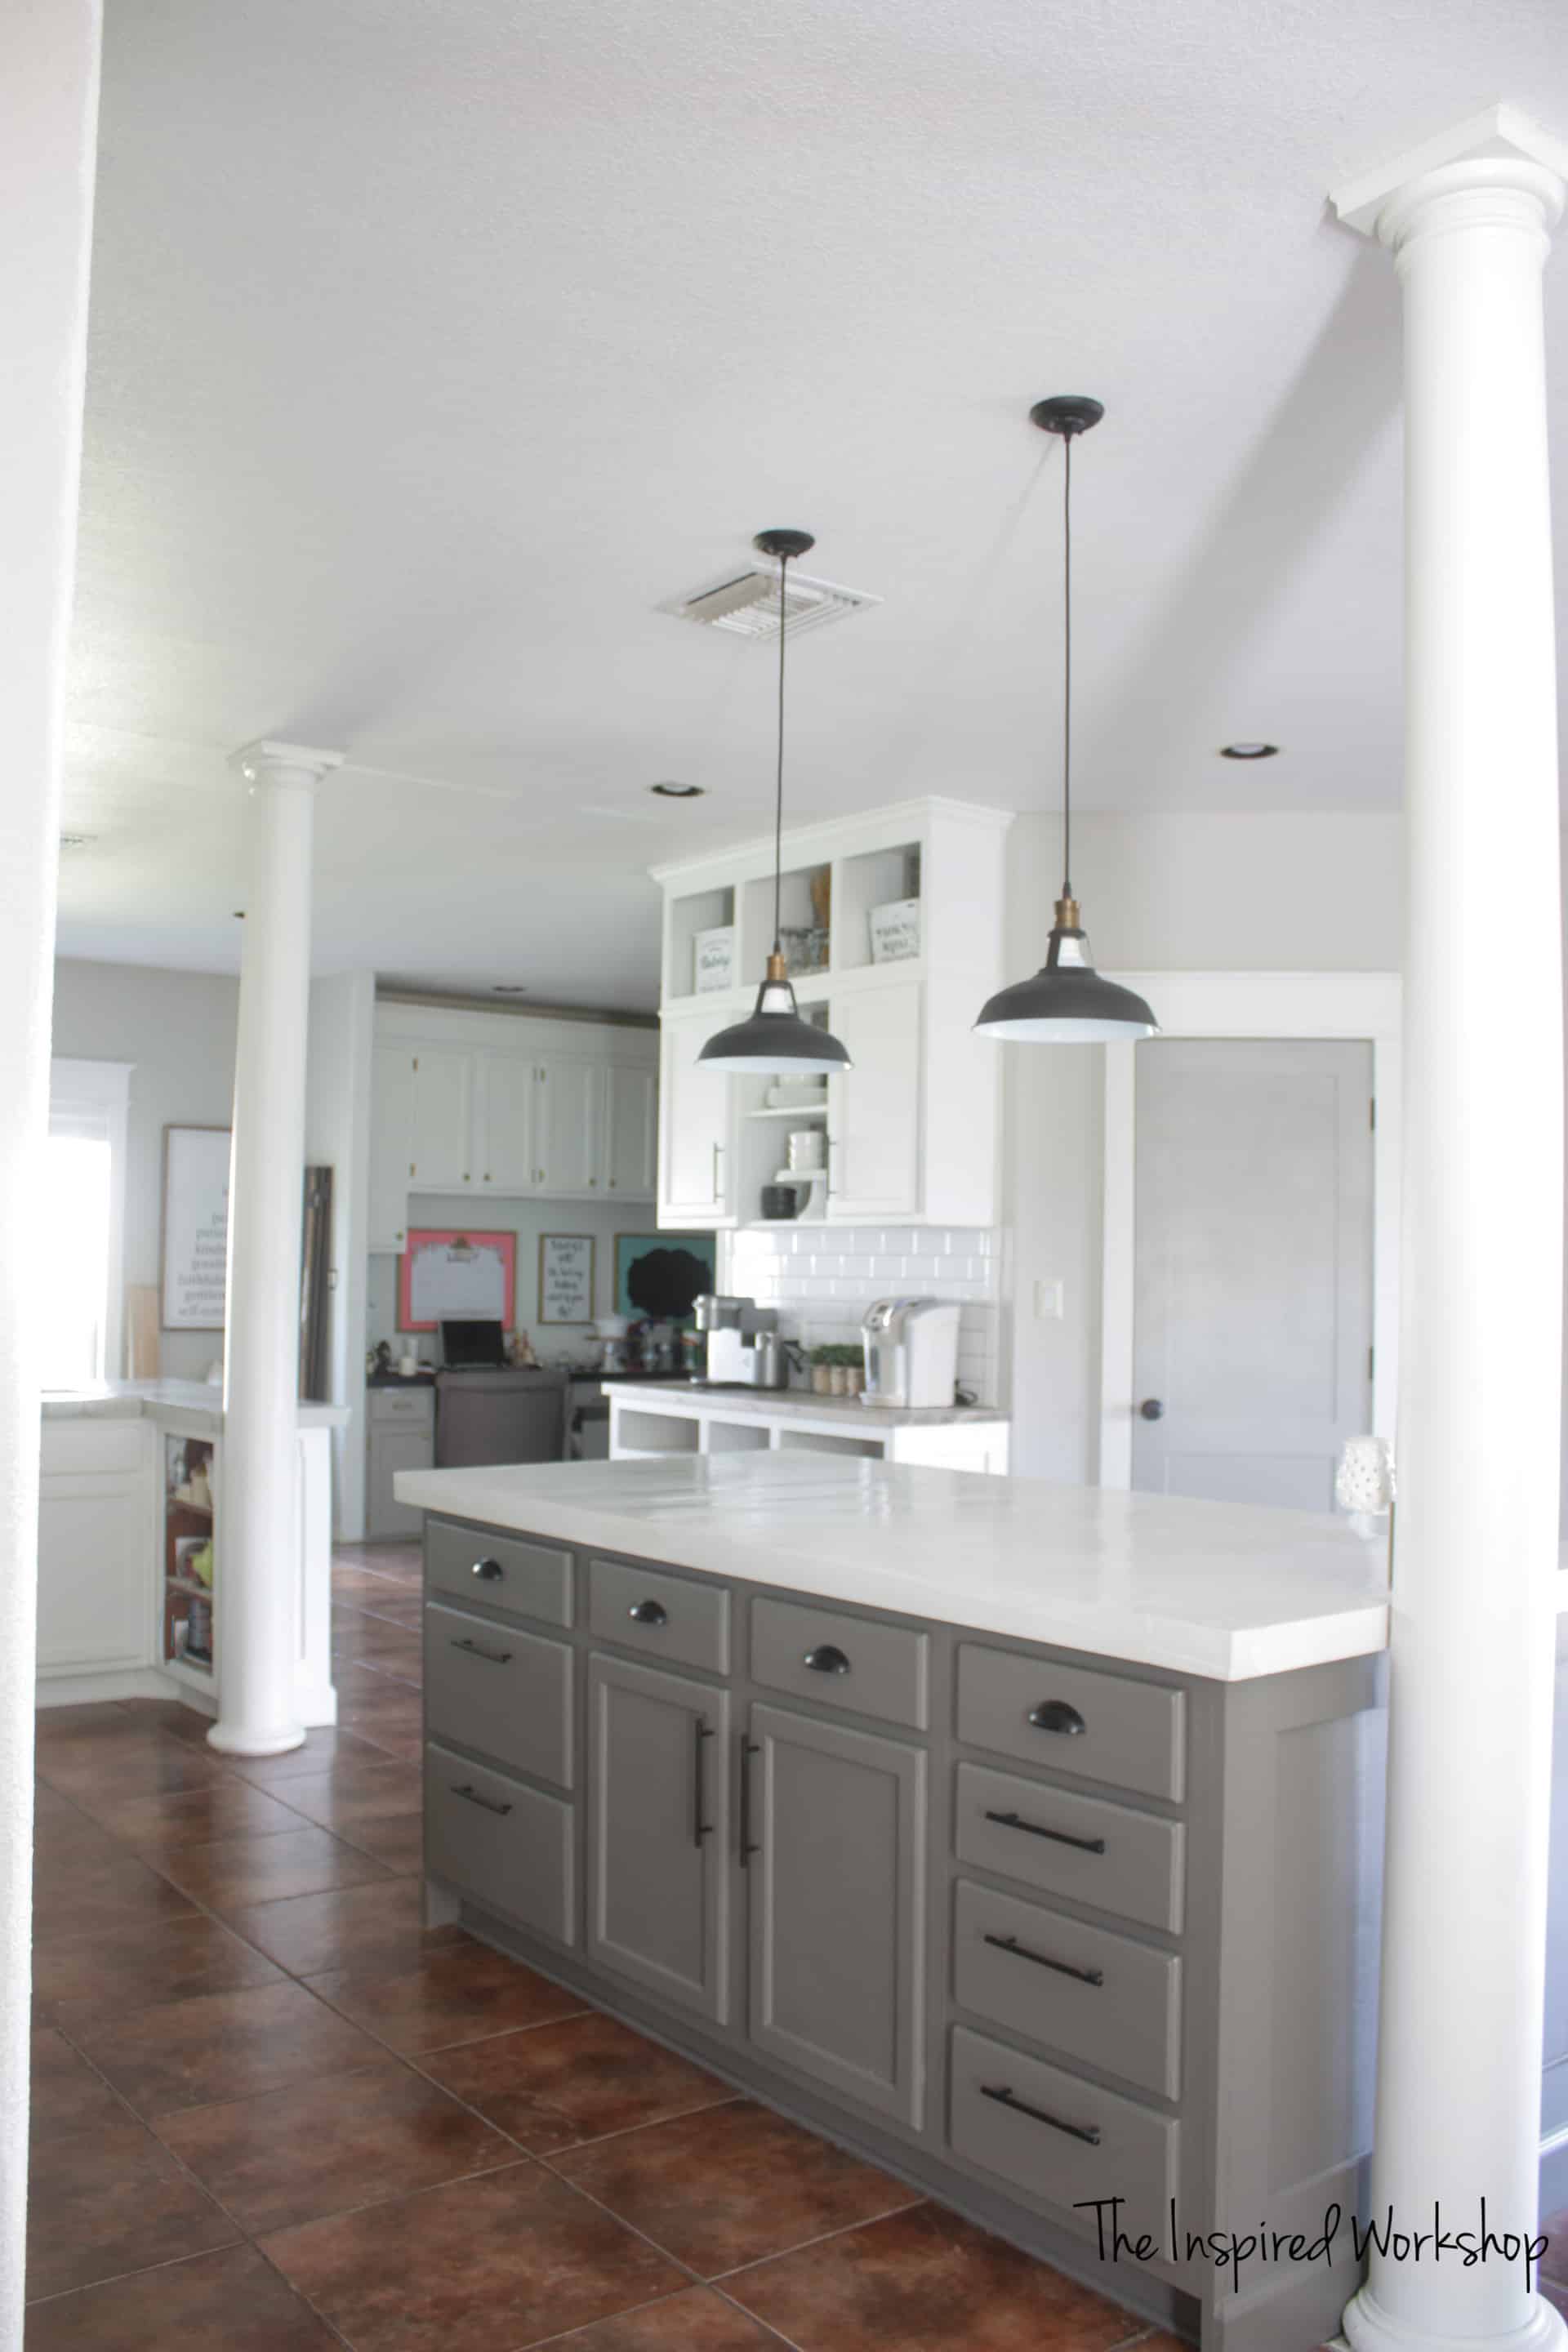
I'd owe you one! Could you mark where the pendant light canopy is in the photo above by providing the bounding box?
[697,529,853,1076]
[974,398,1158,1045]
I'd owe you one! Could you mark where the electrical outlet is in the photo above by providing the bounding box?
[1034,1277,1064,1321]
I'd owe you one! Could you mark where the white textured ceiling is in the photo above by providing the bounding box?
[57,0,1568,1008]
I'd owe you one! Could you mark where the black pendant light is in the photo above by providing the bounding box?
[697,530,853,1076]
[975,398,1158,1043]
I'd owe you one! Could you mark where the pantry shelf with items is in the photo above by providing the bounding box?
[653,796,1012,1232]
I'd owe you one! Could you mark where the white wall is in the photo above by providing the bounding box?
[366,1190,675,1369]
[50,958,240,1381]
[1003,811,1404,1481]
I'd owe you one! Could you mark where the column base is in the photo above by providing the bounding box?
[206,1720,307,1758]
[1345,2284,1568,2352]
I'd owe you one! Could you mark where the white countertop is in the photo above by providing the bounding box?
[601,1381,1007,1428]
[394,1451,1396,1681]
[42,1379,350,1430]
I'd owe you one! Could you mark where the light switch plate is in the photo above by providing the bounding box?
[1033,1277,1064,1321]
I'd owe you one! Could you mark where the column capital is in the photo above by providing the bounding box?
[1332,102,1568,247]
[229,738,344,788]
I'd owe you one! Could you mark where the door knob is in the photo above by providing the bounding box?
[1138,1398,1165,1421]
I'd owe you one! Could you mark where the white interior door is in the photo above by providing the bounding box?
[1132,1040,1374,1508]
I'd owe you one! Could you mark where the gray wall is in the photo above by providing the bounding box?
[50,958,239,1382]
[1001,812,1405,1483]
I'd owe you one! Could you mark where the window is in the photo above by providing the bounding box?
[44,1060,131,1390]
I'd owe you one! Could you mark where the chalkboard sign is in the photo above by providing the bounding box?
[539,1232,595,1325]
[160,1126,232,1330]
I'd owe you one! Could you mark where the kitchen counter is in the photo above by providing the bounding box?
[42,1379,350,1430]
[394,1450,1391,1680]
[600,1379,1006,1427]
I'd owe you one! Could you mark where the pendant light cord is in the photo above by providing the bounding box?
[773,550,791,954]
[1062,430,1073,902]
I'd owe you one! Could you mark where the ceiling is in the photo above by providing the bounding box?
[56,0,1568,1009]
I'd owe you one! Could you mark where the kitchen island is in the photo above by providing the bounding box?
[394,1452,1404,2350]
[39,1379,347,1724]
[602,1380,1012,1474]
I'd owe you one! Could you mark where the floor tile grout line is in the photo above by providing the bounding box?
[693,2187,933,2290]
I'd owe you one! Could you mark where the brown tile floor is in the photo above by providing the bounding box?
[23,1539,1212,2347]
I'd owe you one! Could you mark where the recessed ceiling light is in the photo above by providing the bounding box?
[649,781,705,799]
[1219,742,1280,760]
[492,984,529,995]
[58,832,96,849]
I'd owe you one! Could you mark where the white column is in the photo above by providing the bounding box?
[209,741,341,1757]
[1334,107,1568,2352]
[0,6,102,2334]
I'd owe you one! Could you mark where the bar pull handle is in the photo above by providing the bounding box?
[802,1643,851,1676]
[693,1718,714,1846]
[739,1735,761,1866]
[628,1599,669,1626]
[982,1931,1103,1988]
[1027,1699,1086,1737]
[452,1783,513,1817]
[470,1557,505,1583]
[711,1141,724,1202]
[979,2082,1101,2147]
[452,1637,513,1666]
[983,1807,1106,1856]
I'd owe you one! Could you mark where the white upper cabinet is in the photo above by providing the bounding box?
[368,1041,416,1251]
[367,1010,658,1239]
[537,1056,598,1194]
[409,1045,472,1190]
[652,796,1012,1229]
[604,1063,657,1197]
[659,1005,737,1227]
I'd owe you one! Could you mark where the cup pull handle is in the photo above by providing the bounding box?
[803,1644,850,1676]
[1027,1699,1086,1737]
[470,1557,504,1583]
[628,1599,669,1626]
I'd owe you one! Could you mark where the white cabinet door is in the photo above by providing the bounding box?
[826,980,922,1220]
[659,1009,737,1226]
[537,1056,598,1195]
[368,1043,416,1252]
[38,1441,149,1677]
[479,1053,539,1193]
[409,1046,473,1192]
[605,1062,657,1197]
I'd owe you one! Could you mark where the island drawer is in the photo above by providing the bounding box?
[426,1519,572,1627]
[750,1597,928,1730]
[588,1557,729,1675]
[949,2023,1177,2237]
[954,1763,1184,1935]
[425,1741,576,1946]
[953,1878,1181,2101]
[956,1645,1185,1803]
[425,1602,573,1788]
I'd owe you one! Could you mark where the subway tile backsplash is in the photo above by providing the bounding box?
[722,1225,1003,1404]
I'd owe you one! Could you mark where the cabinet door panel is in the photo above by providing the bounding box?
[606,1063,657,1197]
[538,1057,597,1195]
[827,981,921,1219]
[38,1475,148,1673]
[587,1654,729,2023]
[368,1044,416,1251]
[409,1047,472,1191]
[659,1012,735,1225]
[747,1701,925,2127]
[367,1426,433,1540]
[481,1054,538,1193]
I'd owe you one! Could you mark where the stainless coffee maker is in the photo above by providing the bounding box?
[693,1294,786,1388]
[861,1298,962,1407]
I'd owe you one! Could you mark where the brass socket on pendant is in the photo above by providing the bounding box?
[764,951,791,984]
[1054,897,1082,933]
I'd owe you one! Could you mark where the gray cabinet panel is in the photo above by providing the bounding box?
[747,1701,925,2127]
[426,1517,572,1626]
[956,1643,1185,1803]
[949,2023,1178,2243]
[425,1742,575,1945]
[586,1653,730,2025]
[953,1878,1181,2102]
[751,1596,928,1731]
[955,1762,1184,1935]
[589,1555,730,1676]
[368,1424,433,1540]
[425,1602,573,1789]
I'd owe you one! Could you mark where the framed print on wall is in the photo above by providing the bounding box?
[399,1229,517,1333]
[538,1233,595,1324]
[161,1125,231,1330]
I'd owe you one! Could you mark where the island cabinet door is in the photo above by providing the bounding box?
[586,1654,730,2025]
[744,1701,926,2129]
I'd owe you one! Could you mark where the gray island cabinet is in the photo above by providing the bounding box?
[402,1454,1399,2352]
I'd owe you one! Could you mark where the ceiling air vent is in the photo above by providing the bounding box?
[658,565,879,642]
